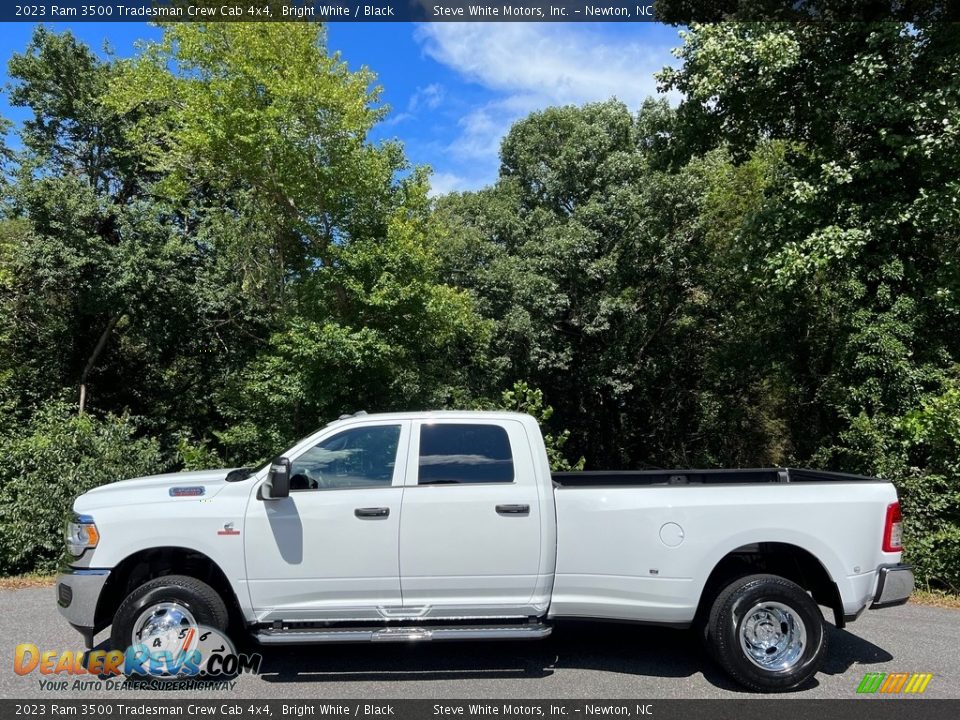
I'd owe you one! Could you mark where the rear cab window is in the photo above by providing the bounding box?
[417,424,515,485]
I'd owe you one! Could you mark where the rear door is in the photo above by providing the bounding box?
[398,419,543,617]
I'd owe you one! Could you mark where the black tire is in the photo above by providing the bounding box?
[706,573,827,692]
[110,575,229,664]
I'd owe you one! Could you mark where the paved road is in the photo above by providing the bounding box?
[2,587,958,700]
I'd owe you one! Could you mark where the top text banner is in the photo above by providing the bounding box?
[10,1,657,22]
[4,1,959,23]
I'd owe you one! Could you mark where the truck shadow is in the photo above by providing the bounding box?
[251,620,892,693]
[819,624,895,676]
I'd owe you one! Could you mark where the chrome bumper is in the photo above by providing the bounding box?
[871,563,914,609]
[55,568,110,647]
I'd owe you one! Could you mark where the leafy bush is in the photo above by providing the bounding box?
[897,385,960,592]
[813,385,960,592]
[0,401,165,574]
[174,435,224,472]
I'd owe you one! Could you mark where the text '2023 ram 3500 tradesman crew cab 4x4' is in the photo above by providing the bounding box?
[57,411,913,691]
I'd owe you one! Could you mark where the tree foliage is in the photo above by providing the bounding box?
[0,401,164,574]
[0,23,491,470]
[655,20,960,585]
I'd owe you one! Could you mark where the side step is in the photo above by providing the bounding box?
[254,623,552,645]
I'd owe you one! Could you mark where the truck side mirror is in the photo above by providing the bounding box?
[263,457,291,500]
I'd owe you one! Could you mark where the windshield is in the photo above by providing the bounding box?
[228,426,327,481]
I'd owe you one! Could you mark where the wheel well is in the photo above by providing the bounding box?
[95,547,244,633]
[695,542,845,628]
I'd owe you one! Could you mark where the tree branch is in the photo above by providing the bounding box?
[78,313,122,415]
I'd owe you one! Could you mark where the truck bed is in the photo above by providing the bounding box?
[551,467,881,486]
[549,467,898,626]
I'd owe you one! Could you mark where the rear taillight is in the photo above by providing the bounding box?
[883,501,903,553]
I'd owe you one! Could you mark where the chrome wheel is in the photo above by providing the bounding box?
[131,601,198,654]
[738,601,807,671]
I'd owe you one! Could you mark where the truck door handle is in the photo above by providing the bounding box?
[496,504,530,515]
[355,507,390,518]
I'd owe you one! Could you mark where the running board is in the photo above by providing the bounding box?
[254,623,552,645]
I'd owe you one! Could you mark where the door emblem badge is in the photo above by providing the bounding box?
[170,486,205,497]
[217,522,241,536]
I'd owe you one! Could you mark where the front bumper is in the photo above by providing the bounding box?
[55,568,110,647]
[871,563,914,609]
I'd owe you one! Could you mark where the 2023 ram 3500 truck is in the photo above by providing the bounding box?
[57,411,913,691]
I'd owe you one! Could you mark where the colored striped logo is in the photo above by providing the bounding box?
[856,672,933,694]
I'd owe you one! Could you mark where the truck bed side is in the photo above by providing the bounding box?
[550,481,901,625]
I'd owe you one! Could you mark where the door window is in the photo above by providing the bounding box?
[290,425,401,490]
[418,424,514,485]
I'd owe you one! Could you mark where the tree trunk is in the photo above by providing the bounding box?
[79,314,121,415]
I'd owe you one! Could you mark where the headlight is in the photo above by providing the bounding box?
[65,514,100,556]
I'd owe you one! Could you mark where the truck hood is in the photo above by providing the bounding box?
[74,468,243,512]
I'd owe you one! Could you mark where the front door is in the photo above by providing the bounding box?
[244,421,409,622]
[398,419,544,618]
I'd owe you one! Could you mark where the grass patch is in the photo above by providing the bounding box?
[0,573,56,590]
[910,589,960,609]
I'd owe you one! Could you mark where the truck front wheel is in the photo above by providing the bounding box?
[707,573,827,692]
[110,575,229,660]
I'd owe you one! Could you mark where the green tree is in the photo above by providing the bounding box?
[214,187,492,462]
[107,21,404,299]
[104,22,492,462]
[437,101,736,468]
[2,27,254,441]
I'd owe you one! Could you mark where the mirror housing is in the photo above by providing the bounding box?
[263,457,291,500]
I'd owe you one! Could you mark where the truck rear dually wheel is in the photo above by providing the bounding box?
[110,574,229,671]
[707,573,827,692]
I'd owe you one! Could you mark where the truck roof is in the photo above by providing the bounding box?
[325,410,535,428]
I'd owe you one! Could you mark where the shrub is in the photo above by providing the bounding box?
[897,385,960,592]
[0,401,166,574]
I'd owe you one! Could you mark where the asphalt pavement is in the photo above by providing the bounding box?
[2,587,958,700]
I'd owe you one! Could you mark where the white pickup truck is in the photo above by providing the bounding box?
[57,411,913,691]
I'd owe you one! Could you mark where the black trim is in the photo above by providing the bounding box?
[553,467,884,487]
[68,624,95,649]
[842,604,867,625]
[57,582,73,608]
[225,467,254,482]
[551,616,692,631]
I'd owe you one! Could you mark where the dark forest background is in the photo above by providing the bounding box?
[0,10,958,589]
